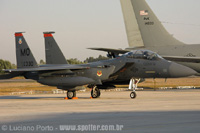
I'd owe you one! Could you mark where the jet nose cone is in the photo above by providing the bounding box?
[169,62,197,77]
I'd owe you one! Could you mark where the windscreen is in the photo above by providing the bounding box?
[123,50,162,60]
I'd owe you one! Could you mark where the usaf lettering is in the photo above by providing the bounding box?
[144,17,150,20]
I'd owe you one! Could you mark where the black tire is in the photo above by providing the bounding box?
[130,92,137,99]
[67,91,75,99]
[91,87,100,98]
[97,90,101,97]
[73,91,76,97]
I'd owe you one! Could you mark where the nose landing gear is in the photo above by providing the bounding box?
[130,92,137,99]
[129,78,140,99]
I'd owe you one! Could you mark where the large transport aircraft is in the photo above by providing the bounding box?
[120,0,200,73]
[0,32,196,99]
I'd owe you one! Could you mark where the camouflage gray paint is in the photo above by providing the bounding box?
[44,32,68,64]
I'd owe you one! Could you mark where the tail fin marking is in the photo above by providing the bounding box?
[15,32,38,68]
[120,0,185,47]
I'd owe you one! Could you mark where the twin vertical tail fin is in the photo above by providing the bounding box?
[120,0,185,47]
[43,32,68,64]
[15,32,38,69]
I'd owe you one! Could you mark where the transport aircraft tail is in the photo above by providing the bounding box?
[120,0,185,47]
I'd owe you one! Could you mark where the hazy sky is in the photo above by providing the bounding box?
[1,0,200,64]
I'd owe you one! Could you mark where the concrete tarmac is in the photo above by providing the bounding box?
[0,90,200,132]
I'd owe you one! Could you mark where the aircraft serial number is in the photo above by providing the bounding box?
[23,61,34,66]
[145,22,154,25]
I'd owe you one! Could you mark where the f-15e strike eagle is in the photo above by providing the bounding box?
[0,32,196,99]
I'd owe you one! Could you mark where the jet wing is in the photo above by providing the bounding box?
[163,56,200,63]
[88,48,129,54]
[4,65,90,73]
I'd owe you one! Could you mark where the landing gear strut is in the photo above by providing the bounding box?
[67,90,76,99]
[91,86,101,98]
[129,78,140,99]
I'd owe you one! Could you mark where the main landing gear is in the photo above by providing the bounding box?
[66,90,77,99]
[65,85,101,99]
[91,86,101,98]
[129,78,140,99]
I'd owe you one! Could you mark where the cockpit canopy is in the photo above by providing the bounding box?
[123,50,163,60]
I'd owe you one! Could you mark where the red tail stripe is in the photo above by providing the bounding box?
[44,34,53,37]
[15,33,23,37]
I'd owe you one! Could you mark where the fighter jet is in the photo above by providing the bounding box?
[119,0,200,73]
[42,32,196,98]
[0,32,196,99]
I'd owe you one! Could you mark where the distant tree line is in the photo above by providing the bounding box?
[0,55,108,73]
[40,55,108,65]
[84,55,108,63]
[67,55,109,64]
[0,59,16,74]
